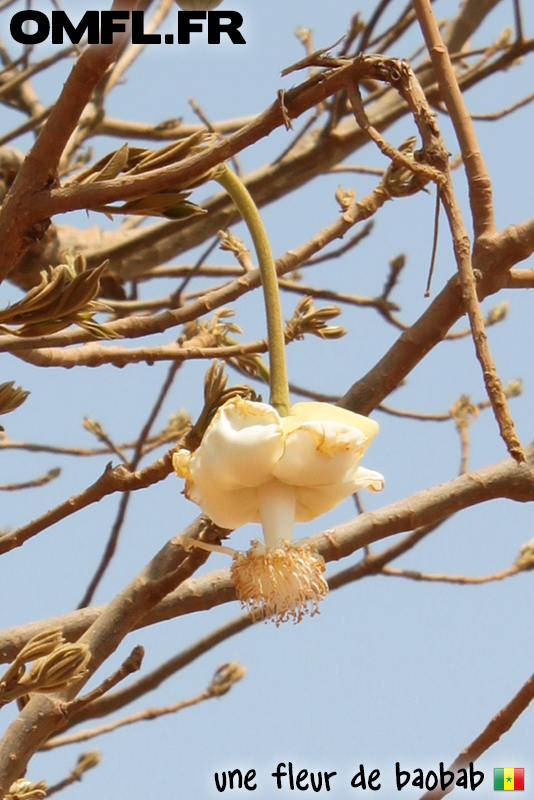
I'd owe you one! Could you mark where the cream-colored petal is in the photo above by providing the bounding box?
[294,466,385,521]
[172,449,192,480]
[174,397,383,535]
[258,479,296,548]
[274,421,367,487]
[287,401,379,443]
[351,466,385,492]
[190,398,284,491]
[194,484,262,529]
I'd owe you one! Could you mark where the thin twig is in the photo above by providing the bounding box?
[0,468,60,491]
[78,360,182,607]
[65,646,145,717]
[0,452,174,556]
[424,187,441,297]
[44,677,222,748]
[381,565,518,584]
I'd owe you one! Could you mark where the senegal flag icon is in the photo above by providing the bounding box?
[494,768,524,790]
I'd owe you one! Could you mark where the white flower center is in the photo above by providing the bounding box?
[258,480,296,548]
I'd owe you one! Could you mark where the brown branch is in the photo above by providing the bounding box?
[300,221,374,266]
[443,0,503,62]
[279,278,396,312]
[1,446,533,668]
[0,467,60,491]
[0,451,173,556]
[95,114,255,141]
[0,441,106,456]
[413,0,496,239]
[340,140,534,416]
[45,657,247,750]
[42,687,214,747]
[413,0,525,463]
[45,751,101,797]
[65,616,252,726]
[469,88,534,121]
[0,47,77,104]
[0,181,391,355]
[0,107,51,149]
[32,526,448,730]
[0,515,226,793]
[65,645,144,718]
[0,565,235,666]
[104,0,174,95]
[381,565,518,584]
[506,267,534,289]
[15,338,269,369]
[377,404,450,422]
[14,32,514,236]
[418,670,534,800]
[5,9,529,293]
[26,57,380,220]
[0,0,137,286]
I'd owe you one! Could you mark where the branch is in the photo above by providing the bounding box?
[0,1,137,285]
[339,207,534,417]
[65,616,252,725]
[381,565,518,584]
[78,360,181,607]
[413,0,495,239]
[418,669,534,800]
[15,336,269,369]
[42,660,245,749]
[17,527,446,730]
[413,0,524,462]
[0,468,60,491]
[0,182,391,354]
[0,515,226,793]
[0,452,173,556]
[1,447,533,664]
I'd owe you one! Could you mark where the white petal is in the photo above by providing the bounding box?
[194,485,261,529]
[351,466,385,492]
[274,420,367,487]
[288,401,379,442]
[172,449,192,480]
[174,397,383,534]
[294,467,385,521]
[190,399,284,491]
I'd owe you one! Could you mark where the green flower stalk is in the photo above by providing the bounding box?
[215,165,290,416]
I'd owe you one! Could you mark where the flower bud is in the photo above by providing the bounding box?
[209,662,246,696]
[18,628,65,663]
[7,780,47,800]
[19,642,90,694]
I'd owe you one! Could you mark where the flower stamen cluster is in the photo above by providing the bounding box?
[231,540,329,625]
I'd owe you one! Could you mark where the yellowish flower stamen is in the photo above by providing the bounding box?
[231,540,329,625]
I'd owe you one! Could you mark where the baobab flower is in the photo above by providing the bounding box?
[174,164,383,623]
[173,397,383,623]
